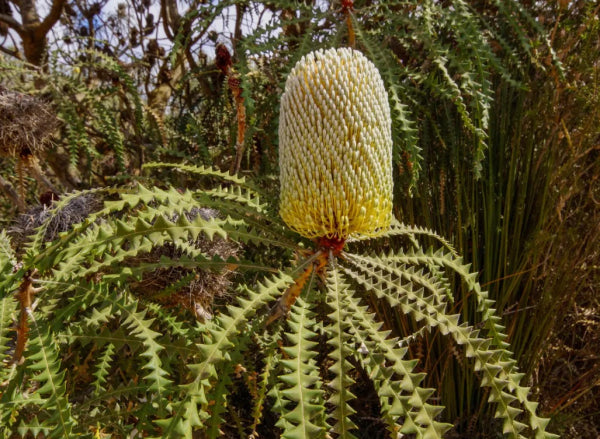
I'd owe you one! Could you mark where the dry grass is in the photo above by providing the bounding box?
[531,6,600,433]
[537,281,600,438]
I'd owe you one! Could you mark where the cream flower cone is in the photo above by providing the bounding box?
[279,47,393,240]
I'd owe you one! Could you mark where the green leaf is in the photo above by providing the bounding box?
[275,278,326,439]
[338,268,451,438]
[325,262,358,439]
[344,250,550,438]
[24,314,75,438]
[156,271,293,437]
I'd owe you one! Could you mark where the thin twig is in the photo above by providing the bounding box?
[266,251,327,326]
[12,269,40,365]
[342,0,355,48]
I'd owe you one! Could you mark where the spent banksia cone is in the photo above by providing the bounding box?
[279,48,393,240]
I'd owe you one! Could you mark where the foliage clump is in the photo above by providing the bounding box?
[129,207,241,320]
[2,0,597,437]
[0,44,557,437]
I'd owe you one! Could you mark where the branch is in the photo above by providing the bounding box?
[0,12,23,33]
[38,0,66,35]
[233,2,244,52]
[0,43,21,58]
[12,269,41,365]
[160,0,179,41]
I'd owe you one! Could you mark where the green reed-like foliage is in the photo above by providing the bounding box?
[386,3,598,433]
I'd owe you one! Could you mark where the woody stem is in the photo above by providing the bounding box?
[346,13,355,48]
[266,251,328,325]
[12,270,38,364]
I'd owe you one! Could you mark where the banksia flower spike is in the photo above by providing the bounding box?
[279,47,393,242]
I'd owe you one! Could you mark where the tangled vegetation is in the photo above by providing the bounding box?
[0,0,598,437]
[0,165,555,437]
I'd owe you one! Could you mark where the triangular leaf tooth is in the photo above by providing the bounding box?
[524,400,539,414]
[500,359,518,370]
[502,418,527,434]
[399,417,419,434]
[417,386,436,400]
[483,298,495,308]
[433,303,447,314]
[515,385,532,402]
[378,384,396,398]
[505,405,524,420]
[149,214,172,231]
[407,387,434,407]
[414,407,432,425]
[424,403,444,419]
[424,316,440,328]
[399,375,415,392]
[530,413,551,431]
[184,398,205,428]
[385,396,407,417]
[280,386,303,401]
[174,212,192,228]
[482,363,503,378]
[133,216,153,233]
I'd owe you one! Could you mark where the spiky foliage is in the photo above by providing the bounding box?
[381,3,596,434]
[0,43,556,436]
[0,1,568,437]
[0,50,157,192]
[0,168,556,437]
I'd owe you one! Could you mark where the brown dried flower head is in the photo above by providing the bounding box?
[0,86,60,158]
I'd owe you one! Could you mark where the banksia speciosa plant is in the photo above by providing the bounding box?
[279,47,393,240]
[0,50,557,438]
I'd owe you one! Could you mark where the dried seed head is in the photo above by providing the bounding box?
[279,47,393,240]
[0,87,59,158]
